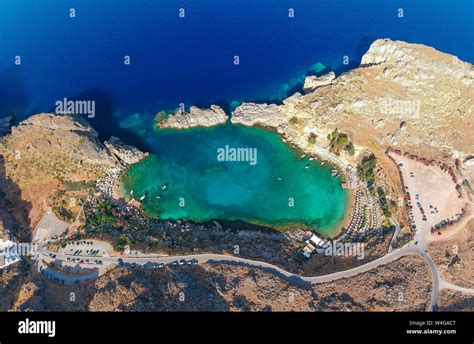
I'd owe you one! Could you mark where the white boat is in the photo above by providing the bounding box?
[139,195,146,201]
[301,154,306,158]
[309,157,314,161]
[130,190,134,195]
[162,185,167,190]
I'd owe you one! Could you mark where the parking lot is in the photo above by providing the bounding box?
[389,152,466,233]
[58,240,113,258]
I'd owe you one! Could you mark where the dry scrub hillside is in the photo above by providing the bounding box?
[0,256,431,312]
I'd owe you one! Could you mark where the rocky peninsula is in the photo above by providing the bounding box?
[232,39,473,167]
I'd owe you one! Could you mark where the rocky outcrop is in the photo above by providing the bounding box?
[104,136,148,165]
[100,137,148,197]
[8,113,117,168]
[156,105,228,129]
[303,72,336,93]
[231,102,283,127]
[361,39,473,87]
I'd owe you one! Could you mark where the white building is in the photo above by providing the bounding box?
[308,234,327,247]
[302,244,315,259]
[301,233,329,259]
[0,240,21,269]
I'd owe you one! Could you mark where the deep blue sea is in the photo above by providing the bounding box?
[0,0,473,143]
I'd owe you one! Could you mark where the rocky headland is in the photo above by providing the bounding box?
[231,39,473,169]
[0,113,146,238]
[104,136,148,166]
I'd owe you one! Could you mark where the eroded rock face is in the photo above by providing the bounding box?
[231,102,283,127]
[12,113,93,133]
[156,105,228,129]
[104,136,148,165]
[5,113,117,175]
[303,72,336,93]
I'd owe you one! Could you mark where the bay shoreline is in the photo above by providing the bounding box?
[114,120,354,239]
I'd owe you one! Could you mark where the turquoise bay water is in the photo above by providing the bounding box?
[120,125,348,236]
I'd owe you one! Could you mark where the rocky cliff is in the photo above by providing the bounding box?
[104,136,148,165]
[303,71,336,93]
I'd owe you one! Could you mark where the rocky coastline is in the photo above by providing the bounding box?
[98,136,149,198]
[1,38,472,242]
[151,39,474,186]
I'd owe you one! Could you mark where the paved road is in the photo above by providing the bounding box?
[37,243,437,296]
[388,217,401,252]
[41,264,99,284]
[40,233,473,312]
[419,249,440,311]
[440,280,474,295]
[34,258,100,285]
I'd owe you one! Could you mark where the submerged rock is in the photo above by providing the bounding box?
[0,115,13,136]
